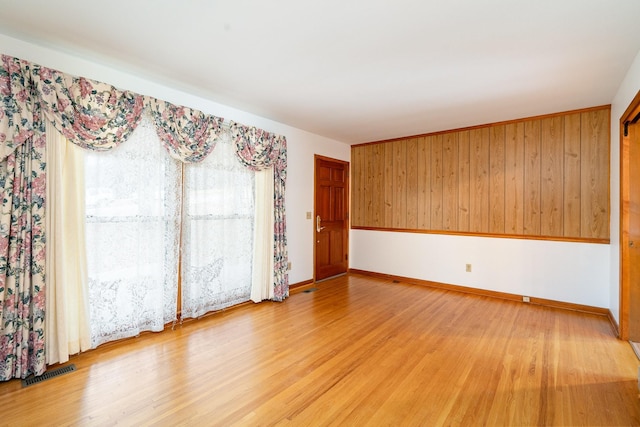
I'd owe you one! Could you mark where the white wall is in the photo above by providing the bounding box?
[351,230,609,307]
[609,50,640,324]
[0,34,351,285]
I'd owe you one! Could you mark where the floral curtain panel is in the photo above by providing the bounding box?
[0,140,47,381]
[230,122,288,301]
[0,54,289,380]
[0,55,47,380]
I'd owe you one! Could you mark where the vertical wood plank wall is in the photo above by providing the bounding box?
[351,106,610,242]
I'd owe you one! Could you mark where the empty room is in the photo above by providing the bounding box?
[1,1,640,425]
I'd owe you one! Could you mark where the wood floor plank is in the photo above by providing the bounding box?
[1,273,639,426]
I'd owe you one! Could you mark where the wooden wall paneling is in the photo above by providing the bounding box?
[364,144,374,226]
[392,139,407,228]
[580,109,610,239]
[469,128,490,233]
[489,125,506,234]
[348,147,356,225]
[406,138,419,229]
[597,110,611,239]
[524,120,542,235]
[505,122,525,234]
[431,135,444,230]
[417,136,431,229]
[351,146,364,227]
[442,132,459,230]
[540,116,564,236]
[371,143,385,227]
[351,105,610,243]
[458,131,471,232]
[384,143,394,227]
[563,113,582,238]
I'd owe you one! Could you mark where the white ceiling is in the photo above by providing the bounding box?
[1,0,639,144]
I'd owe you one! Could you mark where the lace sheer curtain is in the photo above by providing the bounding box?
[181,131,255,318]
[84,115,181,348]
[85,122,256,341]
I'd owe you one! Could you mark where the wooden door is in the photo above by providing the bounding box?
[628,118,640,341]
[621,90,640,340]
[315,156,349,281]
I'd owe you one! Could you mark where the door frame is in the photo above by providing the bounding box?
[620,90,640,340]
[313,154,350,281]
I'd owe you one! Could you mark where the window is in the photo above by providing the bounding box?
[84,116,254,347]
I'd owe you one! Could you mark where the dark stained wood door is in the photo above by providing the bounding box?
[315,156,349,281]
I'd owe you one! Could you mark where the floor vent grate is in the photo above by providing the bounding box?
[393,280,400,283]
[303,288,318,293]
[22,364,76,387]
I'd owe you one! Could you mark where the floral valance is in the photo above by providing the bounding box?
[0,54,224,163]
[0,56,37,161]
[35,67,145,152]
[230,121,287,177]
[146,98,223,163]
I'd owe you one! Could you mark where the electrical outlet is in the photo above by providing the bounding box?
[465,264,472,272]
[523,296,530,303]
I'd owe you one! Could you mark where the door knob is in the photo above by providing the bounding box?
[316,215,325,232]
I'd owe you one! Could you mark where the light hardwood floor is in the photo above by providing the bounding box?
[1,273,639,426]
